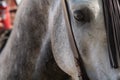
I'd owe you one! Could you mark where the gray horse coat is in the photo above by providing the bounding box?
[0,0,120,80]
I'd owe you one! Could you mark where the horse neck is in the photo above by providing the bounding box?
[0,0,52,80]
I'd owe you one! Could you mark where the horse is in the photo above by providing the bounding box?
[0,0,120,80]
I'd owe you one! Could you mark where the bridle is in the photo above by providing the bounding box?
[61,0,90,80]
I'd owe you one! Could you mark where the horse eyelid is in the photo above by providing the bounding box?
[73,7,94,23]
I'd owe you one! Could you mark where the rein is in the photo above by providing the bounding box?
[102,0,120,68]
[61,0,90,80]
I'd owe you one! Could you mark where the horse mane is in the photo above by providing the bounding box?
[102,0,120,68]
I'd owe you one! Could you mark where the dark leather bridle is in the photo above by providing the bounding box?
[62,0,90,80]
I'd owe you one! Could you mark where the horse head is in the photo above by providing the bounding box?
[51,0,120,80]
[0,0,119,80]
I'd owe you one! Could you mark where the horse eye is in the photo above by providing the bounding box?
[74,8,93,23]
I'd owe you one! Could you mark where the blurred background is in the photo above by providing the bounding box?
[6,0,17,26]
[0,0,21,52]
[0,0,18,31]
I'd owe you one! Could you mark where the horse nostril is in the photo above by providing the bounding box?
[74,7,94,23]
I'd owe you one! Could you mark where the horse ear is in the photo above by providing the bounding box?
[51,10,80,80]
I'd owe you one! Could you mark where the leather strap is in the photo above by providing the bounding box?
[61,0,90,80]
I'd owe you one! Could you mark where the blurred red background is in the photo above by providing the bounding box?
[0,0,17,35]
[6,0,17,26]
